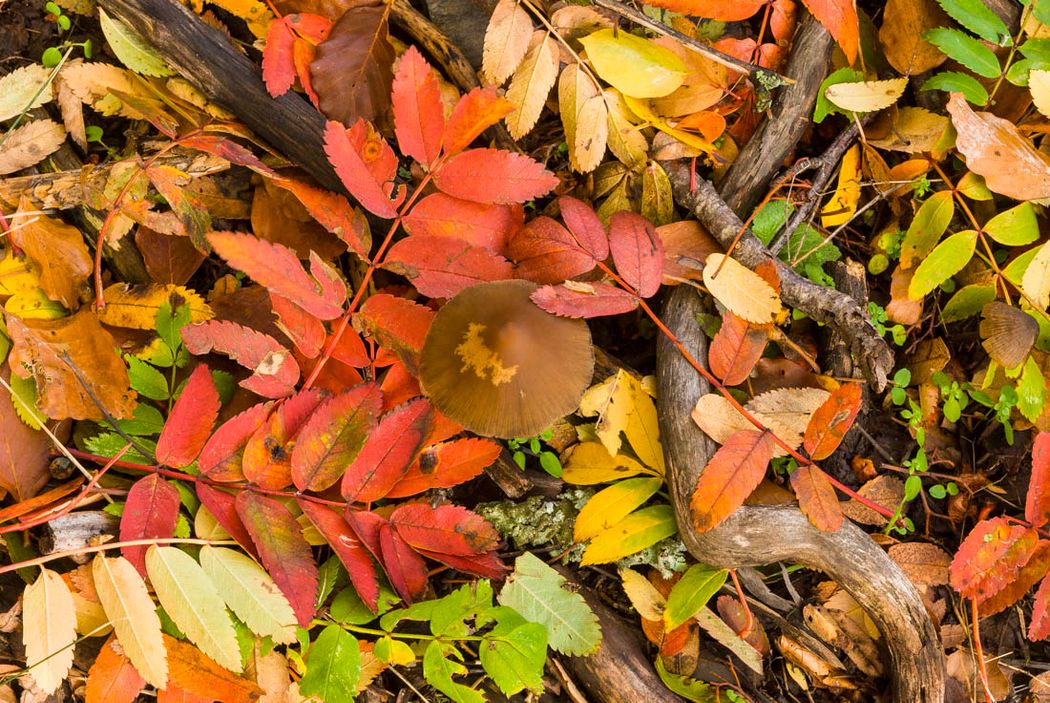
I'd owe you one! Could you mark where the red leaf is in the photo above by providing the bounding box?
[236,492,318,627]
[290,383,382,491]
[383,236,515,297]
[155,364,219,468]
[199,401,274,481]
[271,293,325,358]
[708,311,768,386]
[609,211,663,298]
[182,320,300,398]
[978,541,1050,616]
[415,549,506,579]
[404,193,523,255]
[531,281,639,318]
[803,383,863,460]
[331,328,370,368]
[120,474,180,576]
[354,294,434,375]
[559,196,609,260]
[298,500,380,610]
[508,216,599,284]
[380,361,421,411]
[386,438,500,498]
[1029,432,1050,527]
[800,0,858,63]
[345,509,385,560]
[324,119,403,218]
[950,517,1041,603]
[640,0,764,21]
[274,178,371,257]
[164,634,262,703]
[390,503,499,556]
[442,87,515,156]
[0,368,54,501]
[208,231,344,320]
[262,17,296,97]
[392,46,444,166]
[195,484,257,557]
[433,149,559,204]
[86,635,146,703]
[425,410,463,445]
[1030,573,1050,640]
[789,465,843,532]
[341,398,433,502]
[244,388,325,490]
[378,522,429,602]
[690,430,775,533]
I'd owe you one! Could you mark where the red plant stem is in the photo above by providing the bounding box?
[728,568,754,637]
[0,537,235,576]
[971,597,996,703]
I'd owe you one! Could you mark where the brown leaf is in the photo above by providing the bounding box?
[250,178,345,261]
[887,542,951,588]
[134,227,206,285]
[877,0,949,75]
[0,368,51,501]
[309,1,395,126]
[0,119,65,176]
[6,309,136,420]
[10,196,92,309]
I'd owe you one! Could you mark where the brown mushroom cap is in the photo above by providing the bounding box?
[419,280,594,438]
[979,301,1038,369]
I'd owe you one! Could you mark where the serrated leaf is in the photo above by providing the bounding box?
[433,148,559,204]
[703,254,782,323]
[708,311,768,386]
[92,554,167,688]
[198,546,297,644]
[297,502,380,610]
[9,372,42,430]
[803,0,860,62]
[392,46,444,166]
[790,465,844,531]
[145,546,240,672]
[341,398,432,502]
[423,641,485,703]
[324,119,403,219]
[24,568,76,694]
[386,437,502,498]
[580,28,686,98]
[1029,433,1050,527]
[290,383,382,492]
[300,625,361,700]
[155,364,219,468]
[1023,240,1050,309]
[935,0,1010,44]
[690,430,775,532]
[923,27,1000,77]
[0,63,52,122]
[0,119,66,176]
[504,32,558,138]
[907,229,977,299]
[580,504,678,565]
[120,474,181,576]
[577,369,663,472]
[383,236,514,298]
[85,635,146,703]
[478,615,547,695]
[443,87,516,156]
[559,62,608,172]
[609,211,663,298]
[950,517,1040,603]
[921,70,989,104]
[531,280,640,318]
[603,88,648,169]
[803,382,862,460]
[1018,356,1046,423]
[1030,69,1050,117]
[483,0,534,85]
[820,144,861,227]
[824,78,908,113]
[663,563,727,630]
[497,552,602,655]
[181,320,299,398]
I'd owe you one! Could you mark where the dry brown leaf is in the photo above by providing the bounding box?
[945,649,1012,701]
[887,542,951,588]
[0,64,53,122]
[53,74,87,149]
[947,92,1050,201]
[906,337,950,385]
[504,31,559,139]
[747,387,830,448]
[886,266,922,326]
[11,195,92,309]
[840,474,904,526]
[650,37,726,117]
[559,63,607,172]
[7,308,137,421]
[483,0,534,85]
[980,301,1037,368]
[868,107,950,154]
[58,61,138,116]
[656,220,720,284]
[878,0,949,75]
[0,119,65,176]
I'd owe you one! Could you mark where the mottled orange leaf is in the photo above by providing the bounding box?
[164,634,262,703]
[978,541,1050,616]
[290,383,382,491]
[442,87,515,156]
[1028,432,1050,527]
[391,503,500,556]
[950,517,1041,603]
[324,119,403,218]
[86,635,145,703]
[803,382,862,460]
[271,293,325,358]
[789,465,843,532]
[12,195,92,308]
[199,401,274,482]
[708,311,768,386]
[354,294,434,375]
[243,388,324,490]
[690,430,775,532]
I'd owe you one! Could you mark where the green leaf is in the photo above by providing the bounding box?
[663,563,728,630]
[300,625,360,701]
[907,230,978,300]
[814,67,864,123]
[126,356,169,400]
[1018,356,1046,422]
[198,546,297,644]
[83,432,155,464]
[156,300,190,354]
[900,191,954,270]
[497,552,602,655]
[941,283,997,322]
[100,403,165,436]
[655,658,718,702]
[579,29,686,99]
[478,609,548,696]
[923,28,1001,77]
[8,373,41,430]
[422,641,485,703]
[98,8,175,76]
[935,0,1010,44]
[984,202,1039,245]
[331,585,399,625]
[920,71,989,105]
[145,545,242,672]
[580,504,678,565]
[430,581,494,638]
[1004,245,1043,285]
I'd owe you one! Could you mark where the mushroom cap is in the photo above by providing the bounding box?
[979,301,1037,369]
[420,280,594,438]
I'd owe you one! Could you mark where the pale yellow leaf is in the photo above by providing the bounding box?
[504,32,559,139]
[199,546,297,645]
[558,64,607,173]
[1031,69,1050,118]
[623,93,718,156]
[23,569,76,695]
[603,89,648,169]
[1023,239,1050,310]
[0,120,65,176]
[97,283,213,330]
[194,505,232,541]
[825,78,908,113]
[562,441,652,484]
[580,28,685,99]
[145,546,241,672]
[702,253,782,323]
[821,144,861,228]
[483,0,534,85]
[618,567,664,621]
[92,554,167,688]
[98,8,174,77]
[691,393,791,457]
[577,369,663,472]
[0,64,53,122]
[746,387,830,448]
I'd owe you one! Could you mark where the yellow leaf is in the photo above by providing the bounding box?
[1023,240,1050,310]
[23,568,76,695]
[824,78,908,113]
[0,64,53,122]
[145,546,242,672]
[580,28,686,99]
[5,288,67,320]
[194,505,231,541]
[483,0,534,85]
[97,283,213,330]
[562,441,653,484]
[0,248,42,297]
[1031,69,1050,118]
[702,253,782,324]
[623,93,718,156]
[578,369,664,473]
[618,567,665,621]
[603,89,648,169]
[821,144,861,228]
[199,546,297,644]
[650,37,726,117]
[580,505,676,565]
[206,0,273,38]
[92,554,167,688]
[504,32,559,139]
[559,64,608,173]
[574,477,662,541]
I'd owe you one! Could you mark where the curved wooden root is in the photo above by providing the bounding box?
[655,286,945,703]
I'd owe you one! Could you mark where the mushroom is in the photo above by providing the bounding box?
[980,301,1037,369]
[420,280,594,438]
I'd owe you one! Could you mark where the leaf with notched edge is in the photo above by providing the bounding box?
[708,311,768,386]
[155,364,219,468]
[509,216,600,284]
[379,522,430,602]
[236,492,318,627]
[482,0,533,85]
[244,388,325,490]
[790,465,843,532]
[199,401,274,481]
[262,15,297,97]
[443,87,515,156]
[559,196,609,260]
[403,193,522,254]
[1029,432,1050,527]
[11,195,92,309]
[291,383,382,492]
[391,503,500,557]
[324,119,403,218]
[93,555,167,688]
[119,474,180,576]
[342,398,433,502]
[504,32,559,139]
[383,236,515,298]
[386,438,502,498]
[392,46,444,166]
[531,281,639,318]
[433,149,559,205]
[182,320,299,399]
[297,501,380,610]
[416,549,506,579]
[690,430,775,533]
[609,211,663,298]
[803,383,862,460]
[800,0,858,63]
[637,0,764,21]
[354,294,434,375]
[1030,574,1050,640]
[271,292,325,358]
[950,517,1041,603]
[196,484,257,557]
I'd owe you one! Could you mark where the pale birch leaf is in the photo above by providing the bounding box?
[702,253,781,323]
[0,120,65,176]
[199,546,297,645]
[0,64,53,122]
[23,569,76,695]
[92,554,167,688]
[504,32,559,139]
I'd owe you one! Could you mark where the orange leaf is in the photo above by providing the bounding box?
[802,382,862,460]
[531,281,639,318]
[290,383,382,492]
[243,388,324,490]
[801,0,858,63]
[341,398,433,502]
[164,634,262,703]
[950,517,1041,603]
[383,236,515,297]
[978,541,1050,616]
[1030,573,1050,640]
[403,193,523,254]
[0,368,51,501]
[392,46,444,166]
[443,87,515,156]
[86,635,145,703]
[708,311,768,386]
[386,438,500,498]
[433,148,558,204]
[789,465,843,532]
[690,429,774,532]
[12,195,92,309]
[324,119,403,218]
[609,211,663,298]
[155,364,219,468]
[640,0,764,21]
[262,16,297,97]
[354,294,434,375]
[199,401,274,482]
[508,216,600,284]
[1028,432,1050,527]
[390,503,499,556]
